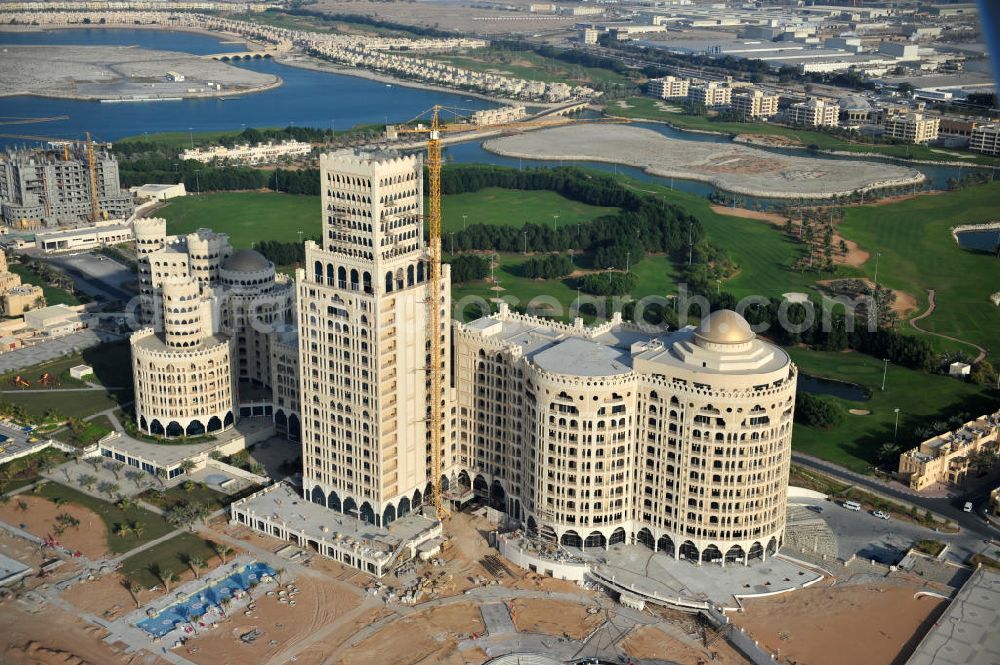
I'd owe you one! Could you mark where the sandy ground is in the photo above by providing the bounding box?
[0,603,168,665]
[486,125,925,199]
[510,598,603,640]
[621,624,749,665]
[735,133,803,148]
[731,583,947,665]
[330,603,486,665]
[0,45,278,99]
[709,205,871,268]
[0,495,108,559]
[816,278,918,319]
[178,571,363,665]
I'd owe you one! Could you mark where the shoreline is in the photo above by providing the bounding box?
[482,137,926,200]
[0,76,283,102]
[275,53,558,109]
[0,22,258,49]
[616,114,998,171]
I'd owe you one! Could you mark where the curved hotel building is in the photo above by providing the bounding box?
[453,305,796,565]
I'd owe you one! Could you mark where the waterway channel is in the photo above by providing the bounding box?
[0,27,987,200]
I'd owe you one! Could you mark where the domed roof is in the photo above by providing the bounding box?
[693,309,755,345]
[839,95,871,110]
[222,249,271,273]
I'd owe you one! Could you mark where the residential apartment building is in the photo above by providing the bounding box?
[471,105,527,126]
[0,143,134,227]
[647,76,690,100]
[969,124,1000,156]
[788,98,840,127]
[453,306,797,565]
[731,89,780,120]
[687,81,732,108]
[0,252,44,316]
[296,150,455,528]
[180,139,313,165]
[897,410,1000,491]
[883,113,940,144]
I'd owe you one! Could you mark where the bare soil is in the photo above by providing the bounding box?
[181,572,363,665]
[0,604,167,665]
[510,598,603,640]
[0,495,108,559]
[731,583,947,665]
[622,624,749,665]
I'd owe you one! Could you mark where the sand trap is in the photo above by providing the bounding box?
[0,495,108,559]
[849,409,871,415]
[487,125,924,199]
[732,583,946,665]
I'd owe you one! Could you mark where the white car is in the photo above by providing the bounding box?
[872,510,890,520]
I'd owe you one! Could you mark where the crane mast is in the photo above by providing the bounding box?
[427,108,444,519]
[86,132,101,223]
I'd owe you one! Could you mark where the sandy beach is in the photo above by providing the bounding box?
[486,124,926,199]
[0,44,280,100]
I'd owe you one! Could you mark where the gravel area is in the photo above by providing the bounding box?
[0,45,279,100]
[484,124,926,199]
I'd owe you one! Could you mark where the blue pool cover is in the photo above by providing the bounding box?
[136,561,276,638]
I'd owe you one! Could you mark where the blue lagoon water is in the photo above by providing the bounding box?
[0,29,494,142]
[136,561,276,638]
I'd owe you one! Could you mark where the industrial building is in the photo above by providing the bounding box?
[130,218,298,439]
[0,142,134,227]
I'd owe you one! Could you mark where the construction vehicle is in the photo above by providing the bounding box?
[39,372,57,387]
[12,375,30,388]
[387,106,628,519]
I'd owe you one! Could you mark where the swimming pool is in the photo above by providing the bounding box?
[136,561,276,638]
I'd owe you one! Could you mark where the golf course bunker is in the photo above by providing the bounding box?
[485,124,925,199]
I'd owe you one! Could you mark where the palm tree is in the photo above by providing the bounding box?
[130,520,145,540]
[155,468,167,487]
[180,459,196,476]
[217,544,233,565]
[190,556,205,579]
[121,576,142,609]
[113,523,132,540]
[16,499,28,513]
[77,474,97,491]
[166,571,179,593]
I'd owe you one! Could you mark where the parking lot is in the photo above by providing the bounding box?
[43,252,135,304]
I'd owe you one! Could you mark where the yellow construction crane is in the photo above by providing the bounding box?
[389,106,627,518]
[0,132,105,223]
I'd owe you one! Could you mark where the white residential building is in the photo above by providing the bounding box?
[970,124,1000,156]
[731,89,780,119]
[788,98,839,127]
[647,76,690,100]
[883,113,940,144]
[688,81,732,108]
[180,139,313,165]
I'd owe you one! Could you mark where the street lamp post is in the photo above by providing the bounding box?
[523,231,527,255]
[873,251,881,288]
[462,214,467,230]
[553,214,560,232]
[893,408,900,442]
[881,358,889,391]
[449,232,455,255]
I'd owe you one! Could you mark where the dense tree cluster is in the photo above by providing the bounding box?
[794,392,844,428]
[283,8,458,37]
[519,253,574,279]
[255,238,317,266]
[446,254,490,283]
[578,271,638,296]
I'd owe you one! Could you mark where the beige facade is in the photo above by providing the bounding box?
[647,76,690,100]
[970,124,1000,156]
[688,81,732,108]
[452,306,796,565]
[131,276,238,438]
[0,252,44,316]
[731,89,779,119]
[897,411,1000,490]
[883,113,940,144]
[180,140,312,165]
[130,219,297,439]
[788,98,839,127]
[297,150,454,527]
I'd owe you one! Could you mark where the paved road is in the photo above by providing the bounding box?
[792,451,1000,542]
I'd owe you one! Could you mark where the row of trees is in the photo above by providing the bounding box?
[255,238,317,266]
[519,253,574,279]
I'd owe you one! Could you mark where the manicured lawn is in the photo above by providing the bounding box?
[450,252,677,322]
[610,96,1000,166]
[158,192,321,248]
[441,187,618,235]
[7,264,81,306]
[37,482,174,554]
[119,532,221,587]
[56,415,115,448]
[138,483,228,512]
[425,48,632,86]
[788,348,998,472]
[839,183,1000,355]
[1,389,130,422]
[0,448,72,493]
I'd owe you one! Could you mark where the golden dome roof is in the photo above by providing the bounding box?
[693,309,755,345]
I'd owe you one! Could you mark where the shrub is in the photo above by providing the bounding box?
[794,392,843,429]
